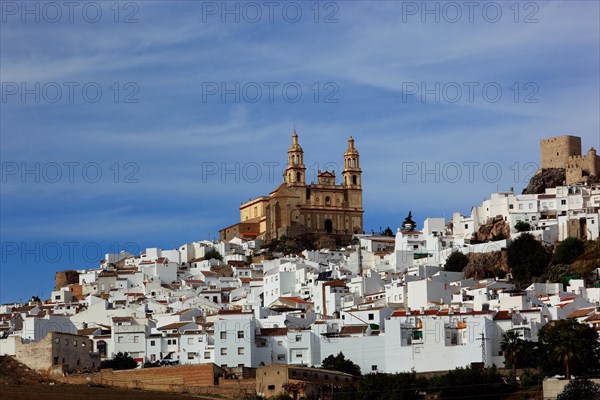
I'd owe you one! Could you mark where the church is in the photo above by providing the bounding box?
[219,131,364,243]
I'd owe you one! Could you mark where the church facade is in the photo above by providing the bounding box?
[219,131,364,243]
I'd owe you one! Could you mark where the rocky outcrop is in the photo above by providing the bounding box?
[464,250,509,279]
[210,264,234,278]
[522,168,566,194]
[54,270,79,290]
[471,215,510,242]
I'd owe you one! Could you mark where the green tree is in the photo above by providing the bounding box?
[500,330,523,376]
[322,352,361,376]
[203,248,223,261]
[507,233,550,285]
[350,372,423,400]
[430,366,513,400]
[538,319,600,378]
[100,352,138,370]
[402,211,416,231]
[557,378,600,400]
[514,221,531,232]
[552,237,585,266]
[382,227,394,237]
[444,251,469,273]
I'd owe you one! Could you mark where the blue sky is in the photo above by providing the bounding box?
[1,1,599,302]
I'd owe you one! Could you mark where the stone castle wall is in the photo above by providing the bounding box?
[540,135,599,184]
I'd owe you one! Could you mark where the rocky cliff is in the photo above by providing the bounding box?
[54,270,79,290]
[464,250,509,279]
[471,215,510,242]
[522,168,566,194]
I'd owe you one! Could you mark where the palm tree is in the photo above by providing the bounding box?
[500,330,522,376]
[554,341,576,379]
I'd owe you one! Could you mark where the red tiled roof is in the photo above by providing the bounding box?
[567,308,595,319]
[158,322,195,330]
[391,309,493,318]
[258,327,288,336]
[280,297,312,304]
[339,325,368,335]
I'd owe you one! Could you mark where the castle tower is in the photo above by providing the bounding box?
[343,136,362,187]
[589,147,599,176]
[283,130,306,186]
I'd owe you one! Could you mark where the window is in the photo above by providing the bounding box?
[372,365,377,371]
[188,353,195,360]
[150,340,155,346]
[64,339,69,345]
[198,337,203,342]
[133,336,139,343]
[238,347,245,355]
[267,385,275,391]
[55,338,59,343]
[220,332,227,340]
[464,224,468,229]
[237,331,244,339]
[188,338,194,345]
[221,348,227,355]
[277,341,283,346]
[151,354,156,361]
[204,352,210,359]
[368,313,374,321]
[277,354,285,361]
[561,200,566,205]
[73,340,77,346]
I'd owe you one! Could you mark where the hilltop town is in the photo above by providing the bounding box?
[1,134,600,399]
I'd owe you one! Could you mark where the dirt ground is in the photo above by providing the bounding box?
[0,383,219,400]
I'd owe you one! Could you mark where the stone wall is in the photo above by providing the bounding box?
[543,378,600,399]
[14,332,99,374]
[58,364,256,399]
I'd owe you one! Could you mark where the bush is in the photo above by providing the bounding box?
[557,379,600,400]
[429,366,514,400]
[444,251,469,272]
[203,248,223,261]
[100,352,138,370]
[514,221,531,232]
[552,237,585,266]
[322,352,361,376]
[352,372,424,400]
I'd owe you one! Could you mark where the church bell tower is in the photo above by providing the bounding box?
[284,130,306,186]
[343,136,361,187]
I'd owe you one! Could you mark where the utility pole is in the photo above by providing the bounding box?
[476,332,489,365]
